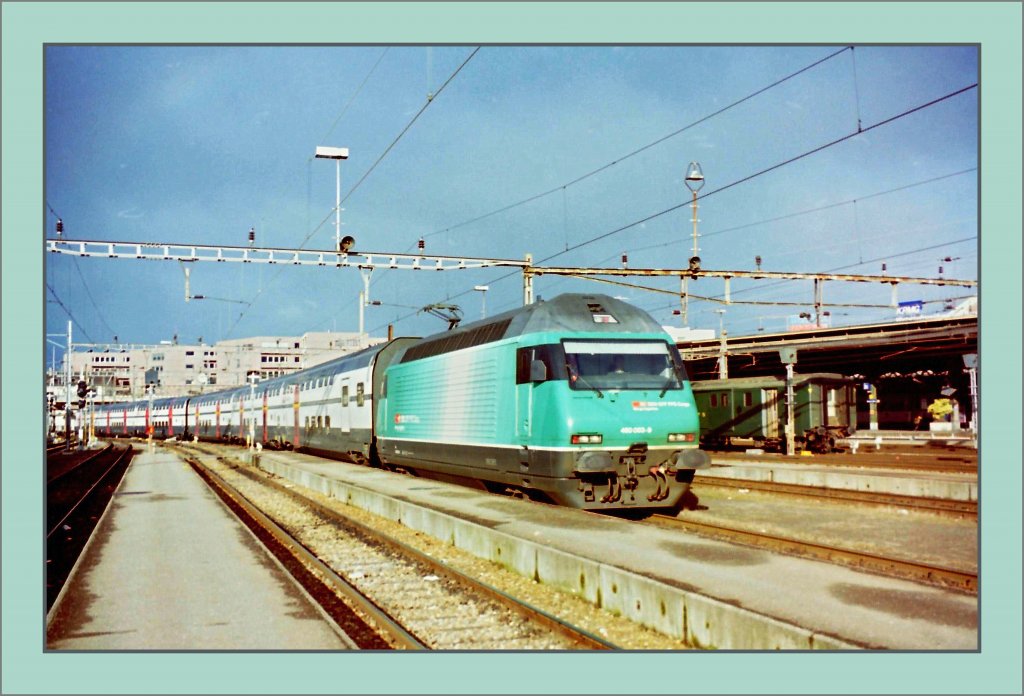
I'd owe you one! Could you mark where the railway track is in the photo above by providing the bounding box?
[46,444,134,610]
[652,515,977,595]
[695,476,977,518]
[186,448,619,650]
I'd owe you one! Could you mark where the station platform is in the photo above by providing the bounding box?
[846,428,977,449]
[248,447,977,650]
[46,448,353,650]
[696,459,977,501]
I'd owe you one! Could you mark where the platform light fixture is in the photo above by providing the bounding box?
[474,285,489,319]
[315,146,350,252]
[684,161,705,269]
[679,161,706,330]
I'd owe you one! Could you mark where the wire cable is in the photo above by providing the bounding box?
[319,47,391,145]
[539,83,978,267]
[46,282,95,344]
[420,46,853,242]
[338,46,481,211]
[369,80,977,335]
[224,49,480,338]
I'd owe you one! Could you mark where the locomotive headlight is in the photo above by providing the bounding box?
[571,433,603,445]
[668,433,696,443]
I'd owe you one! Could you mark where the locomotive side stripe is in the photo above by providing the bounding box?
[380,437,694,452]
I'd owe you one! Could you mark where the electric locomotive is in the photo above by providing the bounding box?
[375,293,710,511]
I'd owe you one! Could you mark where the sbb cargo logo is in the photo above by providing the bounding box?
[394,413,421,424]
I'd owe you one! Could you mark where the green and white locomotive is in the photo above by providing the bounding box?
[376,294,710,511]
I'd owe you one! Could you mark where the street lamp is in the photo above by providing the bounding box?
[315,146,350,252]
[679,161,705,328]
[474,285,489,320]
[247,373,259,450]
[684,161,705,269]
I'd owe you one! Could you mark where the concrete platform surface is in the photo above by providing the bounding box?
[253,449,978,651]
[697,460,977,501]
[46,449,353,650]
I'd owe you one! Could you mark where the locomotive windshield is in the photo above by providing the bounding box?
[562,340,685,392]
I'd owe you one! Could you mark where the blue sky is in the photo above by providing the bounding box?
[44,45,978,361]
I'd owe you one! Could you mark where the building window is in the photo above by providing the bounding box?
[185,364,194,370]
[185,351,194,356]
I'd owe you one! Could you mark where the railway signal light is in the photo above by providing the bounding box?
[56,218,63,237]
[77,380,88,398]
[418,237,425,251]
[248,227,255,246]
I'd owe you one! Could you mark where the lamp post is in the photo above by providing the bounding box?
[474,285,489,320]
[248,373,259,451]
[685,161,705,264]
[715,308,728,379]
[314,146,350,252]
[681,161,705,327]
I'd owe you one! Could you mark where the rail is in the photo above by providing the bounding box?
[654,516,976,594]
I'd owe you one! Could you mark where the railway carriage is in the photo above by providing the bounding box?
[691,373,857,453]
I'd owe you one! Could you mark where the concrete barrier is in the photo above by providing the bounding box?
[256,456,859,650]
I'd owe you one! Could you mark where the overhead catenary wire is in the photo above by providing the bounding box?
[419,46,853,243]
[540,83,978,267]
[337,47,481,213]
[46,282,95,344]
[319,47,391,145]
[644,235,978,319]
[556,167,977,283]
[46,203,120,341]
[239,48,481,339]
[374,82,978,334]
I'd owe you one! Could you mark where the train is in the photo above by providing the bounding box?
[93,293,711,513]
[690,373,857,454]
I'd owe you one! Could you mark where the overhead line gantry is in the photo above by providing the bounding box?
[47,238,977,328]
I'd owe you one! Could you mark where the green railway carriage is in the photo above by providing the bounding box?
[691,373,857,453]
[376,294,710,512]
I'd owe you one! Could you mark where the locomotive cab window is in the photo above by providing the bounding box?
[356,382,365,407]
[516,344,566,384]
[562,340,683,392]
